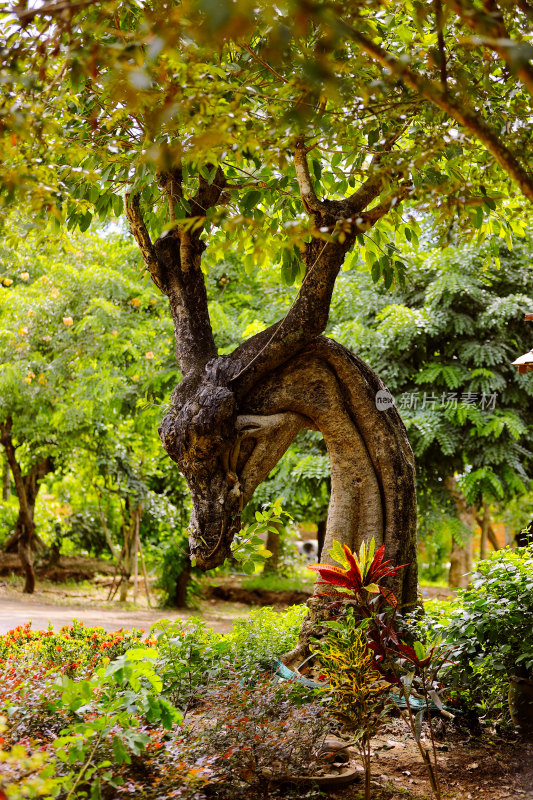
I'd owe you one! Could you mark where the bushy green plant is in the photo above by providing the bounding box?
[150,617,233,710]
[413,545,533,720]
[151,606,308,709]
[50,647,182,798]
[225,605,308,673]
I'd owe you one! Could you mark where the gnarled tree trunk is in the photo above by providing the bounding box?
[126,142,418,660]
[2,458,10,501]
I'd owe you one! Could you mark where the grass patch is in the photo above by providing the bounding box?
[242,571,314,593]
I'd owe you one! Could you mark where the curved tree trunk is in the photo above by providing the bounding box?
[240,339,418,605]
[126,144,417,662]
[236,338,417,666]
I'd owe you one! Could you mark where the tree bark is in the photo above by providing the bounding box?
[173,555,192,607]
[119,504,142,603]
[0,418,54,593]
[264,522,280,574]
[316,518,327,561]
[479,501,491,562]
[2,458,10,501]
[445,477,474,589]
[449,534,473,589]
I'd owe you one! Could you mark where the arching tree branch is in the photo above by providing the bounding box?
[126,166,227,375]
[345,25,533,204]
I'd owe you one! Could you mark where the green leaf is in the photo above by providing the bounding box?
[328,539,349,569]
[112,735,130,765]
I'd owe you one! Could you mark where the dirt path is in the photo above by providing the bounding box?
[0,593,249,635]
[0,575,456,637]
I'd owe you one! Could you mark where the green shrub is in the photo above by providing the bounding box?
[0,608,313,799]
[225,605,308,673]
[150,617,233,709]
[412,545,533,720]
[149,606,308,709]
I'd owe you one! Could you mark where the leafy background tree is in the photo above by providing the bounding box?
[0,221,179,592]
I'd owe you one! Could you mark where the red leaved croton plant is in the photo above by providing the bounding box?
[308,538,408,608]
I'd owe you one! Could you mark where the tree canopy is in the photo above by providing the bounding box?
[2,0,532,262]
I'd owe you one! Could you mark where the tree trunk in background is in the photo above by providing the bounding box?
[446,477,475,590]
[0,418,53,593]
[488,525,500,551]
[479,502,491,562]
[119,504,142,603]
[449,534,473,589]
[174,555,191,607]
[316,518,327,561]
[2,459,10,500]
[264,523,280,574]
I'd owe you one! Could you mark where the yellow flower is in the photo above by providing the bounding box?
[131,297,141,307]
[62,316,73,326]
[20,272,29,281]
[145,351,154,359]
[3,278,13,286]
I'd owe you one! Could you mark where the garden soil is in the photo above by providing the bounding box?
[330,722,533,800]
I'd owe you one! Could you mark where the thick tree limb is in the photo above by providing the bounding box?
[0,418,31,527]
[475,513,501,551]
[294,139,324,214]
[126,167,227,375]
[124,193,164,289]
[231,146,409,395]
[358,185,412,224]
[346,26,533,204]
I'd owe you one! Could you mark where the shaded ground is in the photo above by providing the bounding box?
[329,721,533,800]
[0,575,456,636]
[205,575,456,608]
